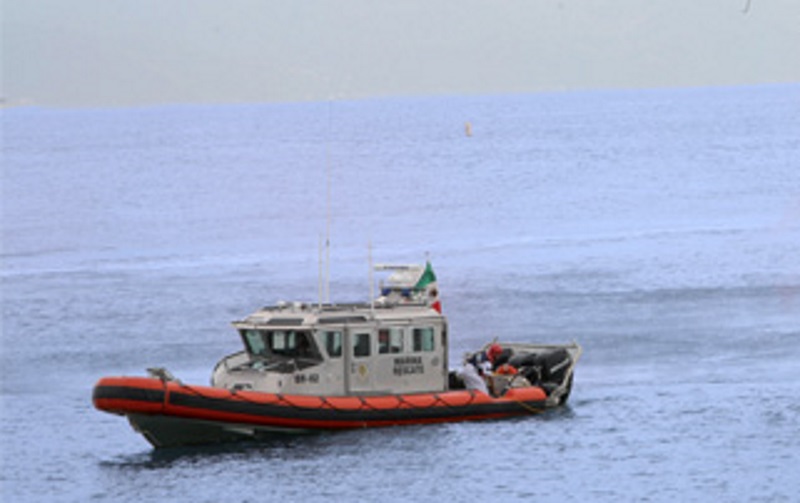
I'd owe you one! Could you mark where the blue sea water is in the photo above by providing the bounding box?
[2,85,799,502]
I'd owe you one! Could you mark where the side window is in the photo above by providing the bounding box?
[322,331,342,358]
[378,329,390,354]
[390,329,404,353]
[413,327,435,352]
[353,332,371,358]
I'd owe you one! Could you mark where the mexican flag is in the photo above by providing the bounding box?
[415,261,442,313]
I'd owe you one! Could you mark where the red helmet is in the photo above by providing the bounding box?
[487,343,503,362]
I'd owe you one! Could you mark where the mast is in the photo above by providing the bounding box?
[324,99,333,304]
[318,233,324,308]
[369,240,375,313]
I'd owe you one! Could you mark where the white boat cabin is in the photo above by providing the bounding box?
[212,265,448,396]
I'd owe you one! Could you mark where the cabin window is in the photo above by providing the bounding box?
[241,329,318,359]
[271,331,289,351]
[243,329,268,356]
[353,332,371,358]
[413,327,435,352]
[321,331,343,358]
[379,328,404,354]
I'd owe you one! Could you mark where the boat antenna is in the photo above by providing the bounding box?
[324,98,333,304]
[318,233,324,308]
[368,240,375,313]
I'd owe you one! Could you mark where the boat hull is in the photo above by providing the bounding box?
[93,376,553,448]
[126,413,315,447]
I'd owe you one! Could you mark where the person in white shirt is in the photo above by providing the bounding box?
[457,361,489,394]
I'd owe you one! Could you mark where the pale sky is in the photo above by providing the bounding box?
[2,0,799,107]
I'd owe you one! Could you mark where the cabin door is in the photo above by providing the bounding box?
[346,328,374,394]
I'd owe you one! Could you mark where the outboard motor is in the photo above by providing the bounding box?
[538,348,572,384]
[508,349,572,394]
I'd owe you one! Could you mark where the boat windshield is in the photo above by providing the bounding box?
[241,329,320,361]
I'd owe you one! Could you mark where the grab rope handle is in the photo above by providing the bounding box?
[512,398,543,415]
[170,383,485,413]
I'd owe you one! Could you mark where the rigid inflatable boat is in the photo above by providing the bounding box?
[93,262,581,448]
